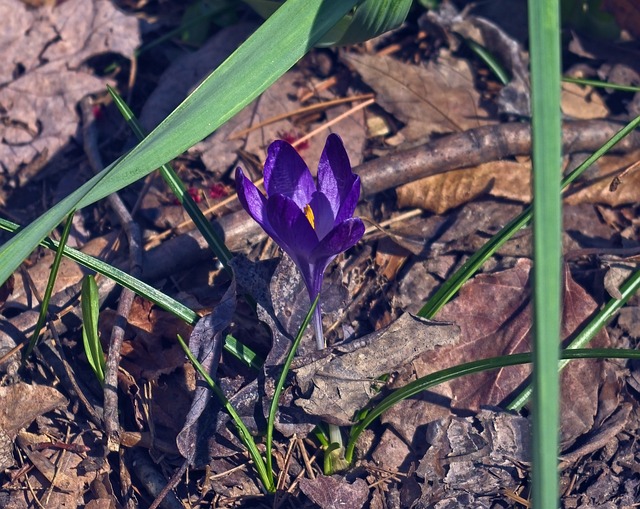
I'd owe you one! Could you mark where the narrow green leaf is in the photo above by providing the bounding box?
[464,38,510,85]
[266,296,319,478]
[224,334,264,370]
[0,218,262,367]
[23,212,75,362]
[562,76,640,93]
[81,275,106,384]
[0,217,198,325]
[344,348,640,464]
[177,333,274,492]
[106,85,234,272]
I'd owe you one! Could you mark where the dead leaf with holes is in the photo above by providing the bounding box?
[344,51,493,143]
[565,149,640,206]
[0,0,140,180]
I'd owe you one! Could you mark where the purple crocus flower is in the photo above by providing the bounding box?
[236,134,364,349]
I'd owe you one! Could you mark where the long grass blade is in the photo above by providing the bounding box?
[177,333,274,492]
[22,212,75,361]
[528,0,562,506]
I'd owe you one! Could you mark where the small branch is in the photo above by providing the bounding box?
[148,460,188,509]
[142,119,640,279]
[81,97,143,453]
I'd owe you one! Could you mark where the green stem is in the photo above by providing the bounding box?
[266,297,319,483]
[312,304,325,350]
[310,297,346,473]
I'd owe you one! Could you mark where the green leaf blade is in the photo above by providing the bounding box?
[81,275,106,384]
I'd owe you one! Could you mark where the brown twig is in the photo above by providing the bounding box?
[147,459,188,509]
[141,119,640,280]
[81,98,143,453]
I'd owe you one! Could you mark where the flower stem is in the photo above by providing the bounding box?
[312,304,325,350]
[311,300,347,472]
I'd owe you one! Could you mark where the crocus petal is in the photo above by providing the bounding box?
[317,134,359,219]
[334,175,361,224]
[235,168,281,243]
[310,217,365,261]
[307,191,335,241]
[266,194,319,262]
[264,141,316,208]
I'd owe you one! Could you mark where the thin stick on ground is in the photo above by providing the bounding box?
[81,98,143,453]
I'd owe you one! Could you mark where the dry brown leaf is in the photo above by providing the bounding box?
[399,146,640,214]
[0,383,67,436]
[374,237,410,281]
[101,298,192,381]
[16,431,96,508]
[565,149,640,206]
[396,159,532,214]
[0,0,139,178]
[344,52,493,142]
[382,259,609,453]
[4,232,117,312]
[6,251,85,313]
[294,313,460,426]
[0,382,67,472]
[299,475,369,509]
[561,82,609,119]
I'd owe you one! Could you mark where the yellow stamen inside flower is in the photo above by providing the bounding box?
[304,204,315,229]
